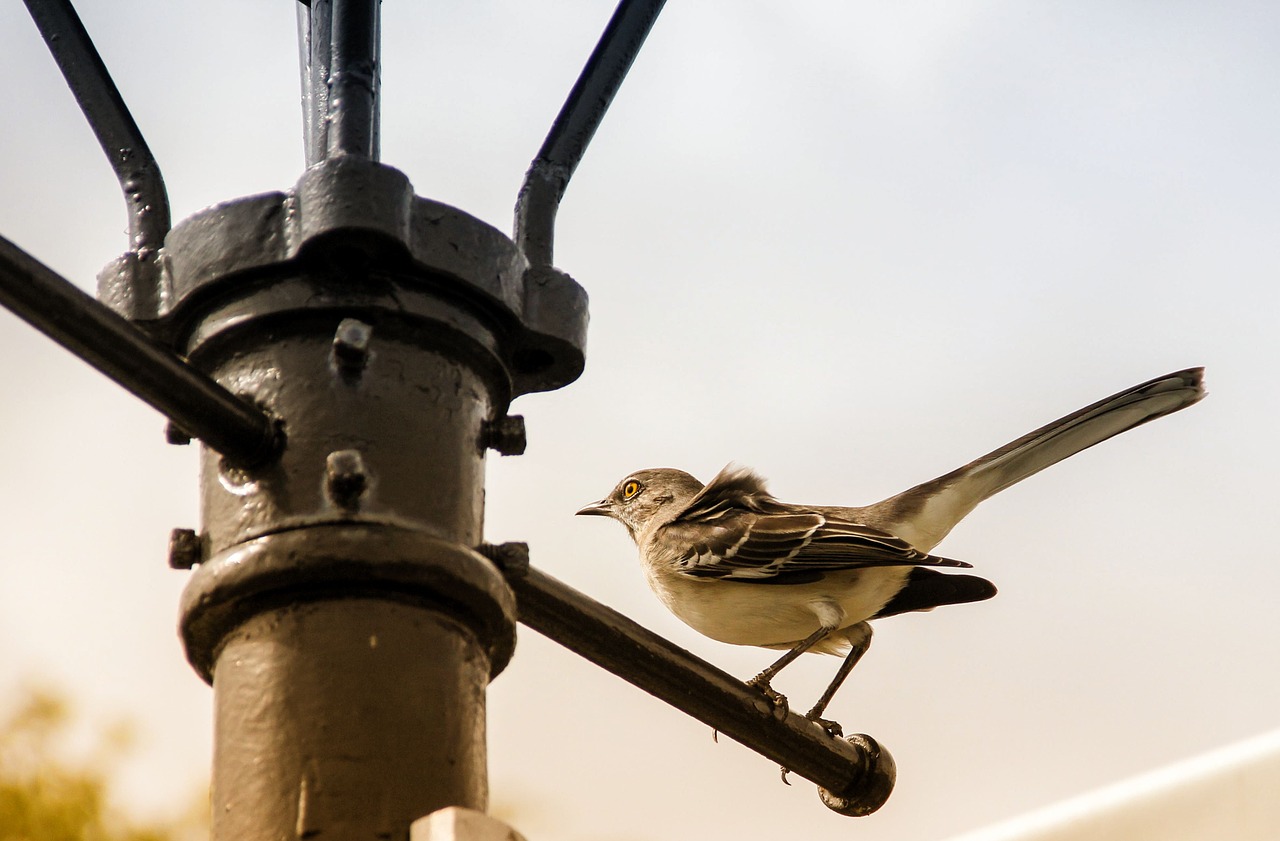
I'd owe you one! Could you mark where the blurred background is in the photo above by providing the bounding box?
[0,2,1276,839]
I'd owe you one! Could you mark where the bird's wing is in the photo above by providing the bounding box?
[663,467,969,584]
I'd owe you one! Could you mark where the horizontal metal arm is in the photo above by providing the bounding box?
[514,0,667,266]
[494,551,889,801]
[23,0,171,256]
[0,236,280,465]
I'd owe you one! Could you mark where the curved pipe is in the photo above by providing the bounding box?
[23,0,171,257]
[515,0,667,267]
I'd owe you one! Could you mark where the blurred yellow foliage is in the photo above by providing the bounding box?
[0,684,206,841]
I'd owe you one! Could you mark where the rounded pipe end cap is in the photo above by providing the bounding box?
[817,733,896,817]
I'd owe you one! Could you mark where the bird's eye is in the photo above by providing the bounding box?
[622,480,641,500]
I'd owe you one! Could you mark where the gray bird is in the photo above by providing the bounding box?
[577,368,1204,735]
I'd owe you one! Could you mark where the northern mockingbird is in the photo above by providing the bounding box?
[577,368,1204,736]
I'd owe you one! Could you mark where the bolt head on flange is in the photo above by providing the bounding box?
[331,317,373,374]
[168,528,204,570]
[325,449,369,509]
[481,415,526,456]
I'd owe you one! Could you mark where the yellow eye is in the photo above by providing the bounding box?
[622,480,641,500]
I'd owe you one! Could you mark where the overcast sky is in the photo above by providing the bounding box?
[1,2,1277,840]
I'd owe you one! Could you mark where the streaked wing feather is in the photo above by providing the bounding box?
[666,501,969,582]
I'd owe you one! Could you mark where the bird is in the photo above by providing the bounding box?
[576,368,1205,737]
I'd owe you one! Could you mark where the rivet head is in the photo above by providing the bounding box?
[168,528,204,569]
[478,541,530,576]
[481,415,526,456]
[331,318,372,374]
[325,449,368,509]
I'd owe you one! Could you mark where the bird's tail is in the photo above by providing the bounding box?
[869,368,1205,551]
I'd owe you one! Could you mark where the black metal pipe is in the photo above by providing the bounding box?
[500,558,891,801]
[22,0,171,256]
[0,236,280,465]
[514,0,667,266]
[298,0,380,164]
[328,0,380,160]
[297,1,331,167]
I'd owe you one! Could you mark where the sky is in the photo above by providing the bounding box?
[1,2,1277,840]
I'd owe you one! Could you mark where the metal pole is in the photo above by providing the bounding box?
[177,257,520,838]
[186,526,514,839]
[168,2,584,836]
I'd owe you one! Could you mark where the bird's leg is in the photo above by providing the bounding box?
[747,626,833,716]
[804,622,873,738]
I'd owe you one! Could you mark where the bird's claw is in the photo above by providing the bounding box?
[805,713,844,739]
[746,676,790,718]
[779,766,792,785]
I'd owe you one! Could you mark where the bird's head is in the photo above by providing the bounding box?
[576,468,705,541]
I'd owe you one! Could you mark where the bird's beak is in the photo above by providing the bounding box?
[575,499,613,517]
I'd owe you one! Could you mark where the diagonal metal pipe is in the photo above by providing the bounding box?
[0,236,280,466]
[514,0,667,267]
[490,548,896,815]
[23,0,171,258]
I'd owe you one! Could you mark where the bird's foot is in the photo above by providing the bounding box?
[746,675,790,718]
[804,712,844,739]
[779,766,792,785]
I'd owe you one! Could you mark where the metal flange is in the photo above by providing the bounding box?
[98,156,588,400]
[180,523,518,683]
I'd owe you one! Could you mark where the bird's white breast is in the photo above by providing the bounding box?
[642,563,912,652]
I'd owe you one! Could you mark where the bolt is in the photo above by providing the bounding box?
[481,415,526,456]
[478,542,530,577]
[168,528,203,569]
[165,420,192,446]
[325,449,368,509]
[331,318,372,373]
